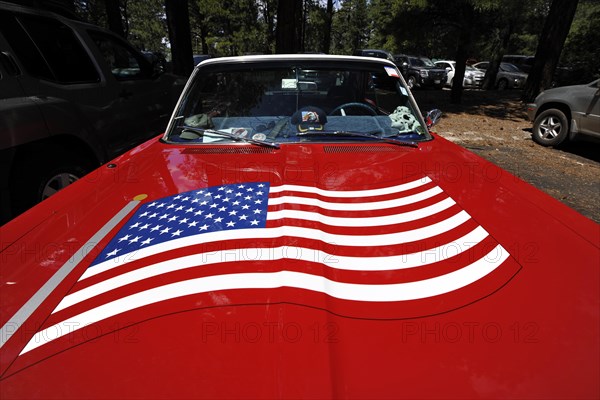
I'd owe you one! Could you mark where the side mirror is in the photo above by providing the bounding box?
[424,109,442,130]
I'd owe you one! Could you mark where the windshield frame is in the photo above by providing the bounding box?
[164,55,433,145]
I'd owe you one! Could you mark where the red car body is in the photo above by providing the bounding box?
[1,55,598,399]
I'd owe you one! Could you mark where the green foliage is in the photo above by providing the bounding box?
[189,0,275,56]
[74,0,597,79]
[126,0,168,55]
[74,0,108,28]
[561,0,600,80]
[330,0,370,54]
[303,0,328,53]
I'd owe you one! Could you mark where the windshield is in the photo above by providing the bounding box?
[166,58,431,145]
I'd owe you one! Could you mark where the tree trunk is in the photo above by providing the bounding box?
[275,0,303,54]
[482,20,513,90]
[322,0,334,54]
[189,1,209,55]
[105,0,125,38]
[450,2,474,104]
[165,0,194,76]
[263,0,276,53]
[521,0,579,102]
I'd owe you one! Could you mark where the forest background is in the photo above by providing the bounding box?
[14,0,600,101]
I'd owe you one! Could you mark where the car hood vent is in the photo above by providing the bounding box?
[323,145,398,154]
[181,147,276,154]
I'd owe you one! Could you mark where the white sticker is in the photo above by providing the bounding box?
[400,86,408,96]
[282,79,297,89]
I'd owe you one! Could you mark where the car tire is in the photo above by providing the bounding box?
[532,108,569,147]
[407,76,416,89]
[497,79,508,90]
[10,146,93,218]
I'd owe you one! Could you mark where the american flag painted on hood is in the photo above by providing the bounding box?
[20,177,520,355]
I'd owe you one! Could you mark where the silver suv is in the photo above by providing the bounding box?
[527,79,600,147]
[0,2,185,224]
[472,61,528,90]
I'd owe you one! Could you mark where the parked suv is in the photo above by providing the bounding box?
[0,2,185,224]
[393,54,447,89]
[527,79,600,147]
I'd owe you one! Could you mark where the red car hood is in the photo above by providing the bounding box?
[1,134,598,398]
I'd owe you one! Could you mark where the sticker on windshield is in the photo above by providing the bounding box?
[400,86,408,96]
[385,66,399,77]
[281,79,297,89]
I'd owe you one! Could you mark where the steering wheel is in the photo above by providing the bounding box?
[329,102,377,116]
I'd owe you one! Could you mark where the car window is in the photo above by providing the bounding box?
[166,61,431,145]
[409,57,424,67]
[500,63,522,73]
[88,31,149,80]
[420,58,435,67]
[0,11,99,83]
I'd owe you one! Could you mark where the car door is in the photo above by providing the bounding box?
[0,10,120,160]
[0,32,50,221]
[85,30,180,154]
[0,34,49,150]
[573,80,600,137]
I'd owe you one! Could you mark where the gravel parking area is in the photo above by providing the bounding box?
[413,89,600,224]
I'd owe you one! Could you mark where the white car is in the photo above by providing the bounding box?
[434,60,484,88]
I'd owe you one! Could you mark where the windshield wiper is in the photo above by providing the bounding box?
[180,126,280,149]
[297,130,419,148]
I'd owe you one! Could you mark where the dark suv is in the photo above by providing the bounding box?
[0,2,185,224]
[394,54,447,89]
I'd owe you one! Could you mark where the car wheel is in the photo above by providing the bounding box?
[10,146,93,217]
[407,76,416,89]
[532,108,569,147]
[497,79,508,90]
[40,170,82,200]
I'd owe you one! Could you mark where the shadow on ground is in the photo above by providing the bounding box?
[521,127,600,163]
[414,88,528,122]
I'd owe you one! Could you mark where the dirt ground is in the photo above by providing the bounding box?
[413,89,600,224]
